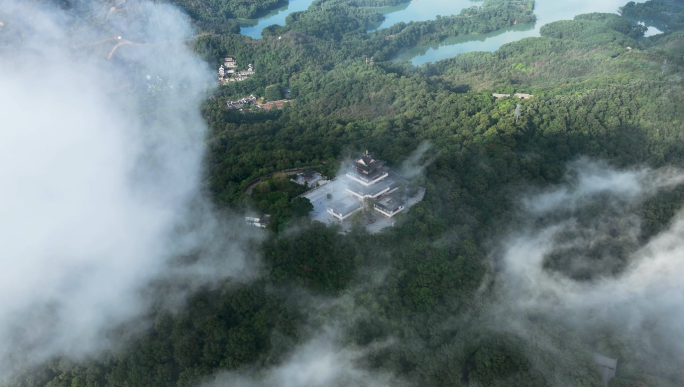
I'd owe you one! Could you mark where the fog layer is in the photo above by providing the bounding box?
[494,159,684,369]
[0,0,255,375]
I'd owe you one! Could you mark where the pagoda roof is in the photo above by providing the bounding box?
[352,151,386,173]
[346,178,398,197]
[347,166,388,181]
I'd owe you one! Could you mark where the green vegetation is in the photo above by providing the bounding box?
[328,0,411,7]
[537,14,643,56]
[277,2,385,40]
[7,1,684,387]
[260,0,535,49]
[249,172,312,230]
[263,84,282,101]
[574,12,648,39]
[168,0,288,21]
[621,0,684,32]
[540,19,636,48]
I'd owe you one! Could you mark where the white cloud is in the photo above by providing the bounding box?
[0,0,256,375]
[494,159,684,361]
[204,302,405,387]
[520,158,684,215]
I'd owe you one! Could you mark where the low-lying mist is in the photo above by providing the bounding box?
[490,158,684,378]
[0,0,258,377]
[4,1,684,386]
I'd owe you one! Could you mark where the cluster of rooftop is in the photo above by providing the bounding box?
[492,93,533,99]
[218,57,255,83]
[292,170,323,187]
[257,100,290,111]
[223,94,257,109]
[245,214,271,228]
[222,96,291,113]
[327,151,405,221]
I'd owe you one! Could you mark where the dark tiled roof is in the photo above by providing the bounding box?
[347,166,388,183]
[375,196,404,212]
[328,199,361,216]
[352,152,386,173]
[301,170,317,178]
[347,179,398,197]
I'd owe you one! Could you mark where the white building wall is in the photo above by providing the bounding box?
[327,207,362,221]
[374,205,404,218]
[345,186,390,200]
[345,172,388,187]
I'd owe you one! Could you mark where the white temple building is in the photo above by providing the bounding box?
[327,151,405,220]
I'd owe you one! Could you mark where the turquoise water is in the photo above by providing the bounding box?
[239,0,484,38]
[391,0,653,65]
[635,19,666,37]
[644,25,664,37]
[239,0,657,64]
[369,0,483,31]
[393,22,537,64]
[239,0,317,39]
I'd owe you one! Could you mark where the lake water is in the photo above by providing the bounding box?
[239,0,317,39]
[369,0,483,31]
[239,0,663,63]
[391,0,660,65]
[239,0,484,38]
[644,25,664,37]
[634,19,667,37]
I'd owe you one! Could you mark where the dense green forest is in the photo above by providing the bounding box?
[333,0,409,7]
[168,0,288,21]
[6,0,684,387]
[621,0,684,31]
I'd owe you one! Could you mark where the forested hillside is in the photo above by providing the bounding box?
[168,0,287,21]
[5,0,684,387]
[621,0,684,31]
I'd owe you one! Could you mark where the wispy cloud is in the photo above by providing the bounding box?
[0,0,257,376]
[202,292,407,387]
[398,141,437,181]
[491,159,684,371]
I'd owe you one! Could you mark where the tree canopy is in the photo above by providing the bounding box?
[6,1,684,387]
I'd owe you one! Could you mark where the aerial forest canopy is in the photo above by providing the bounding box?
[4,0,684,387]
[167,0,288,20]
[621,0,684,31]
